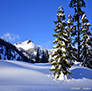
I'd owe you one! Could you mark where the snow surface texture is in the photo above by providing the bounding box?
[0,60,92,91]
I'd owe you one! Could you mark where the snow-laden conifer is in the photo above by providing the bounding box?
[50,6,71,79]
[80,13,92,68]
[69,0,92,69]
[66,14,77,63]
[69,0,85,62]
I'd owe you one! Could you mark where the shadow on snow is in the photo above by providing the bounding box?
[68,67,92,80]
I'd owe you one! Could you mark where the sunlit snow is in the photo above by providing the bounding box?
[0,60,92,91]
[14,40,37,50]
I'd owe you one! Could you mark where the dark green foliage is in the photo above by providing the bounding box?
[0,46,3,54]
[69,0,85,8]
[35,48,40,63]
[66,14,77,63]
[6,48,13,60]
[0,38,30,62]
[50,6,71,78]
[69,0,86,62]
[42,50,49,63]
[41,51,45,63]
[0,55,1,60]
[69,0,92,68]
[17,56,23,61]
[80,14,92,68]
[45,50,49,62]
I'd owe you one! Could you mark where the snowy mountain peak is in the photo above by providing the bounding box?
[14,39,32,45]
[14,39,53,63]
[21,39,32,45]
[14,39,37,50]
[27,39,32,44]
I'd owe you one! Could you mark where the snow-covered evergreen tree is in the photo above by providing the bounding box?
[80,13,92,68]
[69,0,85,62]
[66,14,77,63]
[50,6,71,79]
[69,0,92,68]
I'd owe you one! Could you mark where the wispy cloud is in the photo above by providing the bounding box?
[1,33,19,41]
[41,40,52,49]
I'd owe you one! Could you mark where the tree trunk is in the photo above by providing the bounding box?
[77,0,80,62]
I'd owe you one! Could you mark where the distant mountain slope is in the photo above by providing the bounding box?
[0,38,53,63]
[0,38,30,62]
[14,39,53,63]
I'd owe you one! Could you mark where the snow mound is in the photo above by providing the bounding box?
[68,66,92,80]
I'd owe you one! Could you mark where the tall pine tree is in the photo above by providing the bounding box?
[50,6,71,79]
[80,13,92,68]
[69,0,92,68]
[69,0,86,62]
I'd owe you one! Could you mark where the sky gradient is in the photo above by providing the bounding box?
[0,0,92,49]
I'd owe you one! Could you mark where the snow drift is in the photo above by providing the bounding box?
[0,60,92,91]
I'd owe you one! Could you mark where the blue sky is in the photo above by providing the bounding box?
[0,0,92,49]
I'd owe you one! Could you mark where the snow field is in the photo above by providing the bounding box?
[0,60,92,91]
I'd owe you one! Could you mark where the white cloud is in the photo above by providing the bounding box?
[1,33,19,41]
[41,40,52,49]
[16,35,19,39]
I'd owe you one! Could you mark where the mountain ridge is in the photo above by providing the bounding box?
[0,38,30,62]
[14,39,53,63]
[0,38,53,63]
